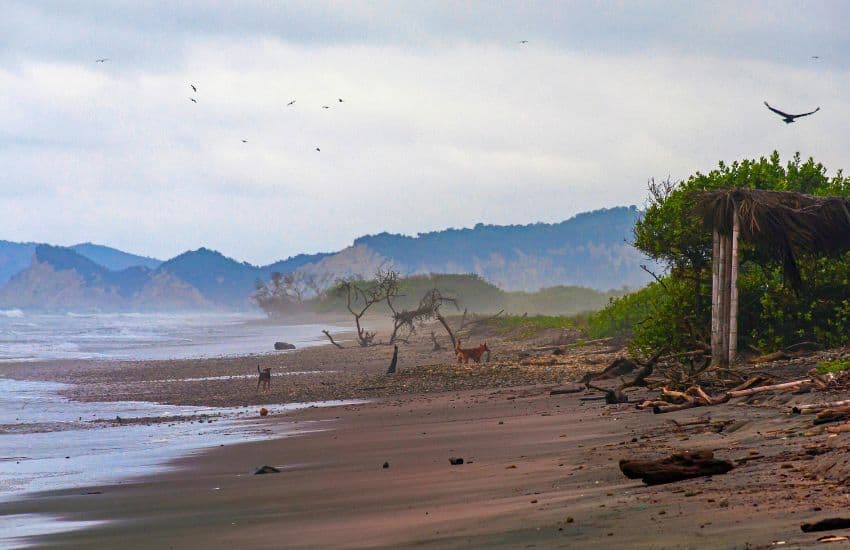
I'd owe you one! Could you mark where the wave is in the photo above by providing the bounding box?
[0,309,24,318]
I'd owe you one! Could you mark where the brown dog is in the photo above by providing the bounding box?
[455,340,490,364]
[257,364,271,391]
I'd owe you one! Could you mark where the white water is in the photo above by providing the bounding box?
[0,311,344,362]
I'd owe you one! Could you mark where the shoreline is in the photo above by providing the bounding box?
[3,329,850,547]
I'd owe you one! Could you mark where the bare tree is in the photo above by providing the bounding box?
[335,268,400,347]
[387,288,459,346]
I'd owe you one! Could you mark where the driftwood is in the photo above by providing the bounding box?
[826,422,850,434]
[813,406,850,425]
[726,379,812,398]
[652,378,812,414]
[801,517,850,533]
[578,357,637,384]
[321,329,344,349]
[549,385,584,396]
[748,351,789,364]
[792,399,850,414]
[619,450,734,485]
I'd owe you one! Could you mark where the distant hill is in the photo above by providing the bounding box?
[0,240,39,286]
[0,245,206,311]
[0,240,161,286]
[297,207,650,291]
[0,206,652,312]
[70,243,162,271]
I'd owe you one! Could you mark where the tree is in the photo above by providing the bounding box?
[386,287,459,344]
[596,152,850,354]
[335,268,400,347]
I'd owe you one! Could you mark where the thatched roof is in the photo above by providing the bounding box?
[696,189,850,287]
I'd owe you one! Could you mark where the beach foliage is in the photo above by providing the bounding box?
[594,152,850,353]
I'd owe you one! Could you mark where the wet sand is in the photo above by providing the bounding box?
[3,328,850,548]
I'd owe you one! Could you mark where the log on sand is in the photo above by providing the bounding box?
[801,517,850,533]
[813,406,850,425]
[826,422,850,434]
[619,450,734,485]
[793,399,850,415]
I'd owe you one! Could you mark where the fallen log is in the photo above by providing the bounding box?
[726,379,812,398]
[549,385,584,396]
[747,351,789,364]
[792,399,850,414]
[801,517,850,533]
[619,450,734,485]
[826,422,850,434]
[813,406,850,425]
[653,400,701,414]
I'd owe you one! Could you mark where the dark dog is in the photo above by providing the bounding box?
[257,364,271,391]
[455,340,490,364]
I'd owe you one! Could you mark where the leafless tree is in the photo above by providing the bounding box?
[387,288,459,346]
[335,268,400,347]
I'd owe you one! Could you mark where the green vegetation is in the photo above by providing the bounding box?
[591,152,850,355]
[313,273,622,317]
[815,358,850,375]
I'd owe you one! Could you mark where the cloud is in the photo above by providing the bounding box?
[0,2,848,263]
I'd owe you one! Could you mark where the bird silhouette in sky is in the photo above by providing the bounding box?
[189,98,197,103]
[315,147,320,152]
[95,58,109,63]
[190,84,197,92]
[242,139,248,143]
[322,105,330,109]
[287,99,296,106]
[518,40,528,44]
[338,98,344,103]
[764,101,820,124]
[811,55,820,59]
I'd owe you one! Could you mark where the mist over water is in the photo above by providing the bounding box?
[0,311,336,362]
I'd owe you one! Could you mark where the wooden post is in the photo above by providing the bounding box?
[711,230,721,365]
[728,210,740,364]
[716,233,729,367]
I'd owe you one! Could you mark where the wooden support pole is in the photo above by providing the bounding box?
[711,230,721,365]
[728,210,740,364]
[716,233,729,367]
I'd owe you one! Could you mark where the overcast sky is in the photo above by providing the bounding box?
[2,1,849,264]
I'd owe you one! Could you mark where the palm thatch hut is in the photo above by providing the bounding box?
[696,188,850,366]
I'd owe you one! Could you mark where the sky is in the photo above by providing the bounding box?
[2,1,849,265]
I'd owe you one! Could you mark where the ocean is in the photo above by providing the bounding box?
[0,311,358,545]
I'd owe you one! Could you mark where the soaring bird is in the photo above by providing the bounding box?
[242,139,248,143]
[189,97,197,103]
[518,40,528,44]
[321,105,330,109]
[190,84,197,92]
[95,58,109,63]
[338,98,344,103]
[287,99,296,106]
[764,101,820,123]
[811,55,820,59]
[315,147,320,152]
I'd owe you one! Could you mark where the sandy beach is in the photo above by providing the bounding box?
[3,325,850,548]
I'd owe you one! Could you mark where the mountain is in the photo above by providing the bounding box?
[0,206,652,312]
[70,243,162,271]
[297,207,650,291]
[0,240,39,287]
[0,240,161,286]
[0,245,206,311]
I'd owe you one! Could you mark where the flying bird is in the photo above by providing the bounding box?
[95,58,109,63]
[287,99,296,106]
[242,139,248,143]
[518,40,528,44]
[338,98,344,103]
[190,84,197,92]
[811,55,820,59]
[315,147,320,152]
[321,105,330,109]
[764,101,820,124]
[189,98,197,103]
